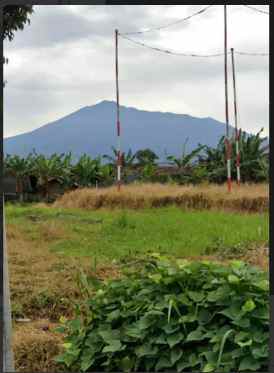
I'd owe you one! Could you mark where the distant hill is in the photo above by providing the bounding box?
[4,100,244,160]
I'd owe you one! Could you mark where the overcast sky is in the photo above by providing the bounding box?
[4,4,269,138]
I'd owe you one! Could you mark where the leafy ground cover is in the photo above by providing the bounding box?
[55,258,269,372]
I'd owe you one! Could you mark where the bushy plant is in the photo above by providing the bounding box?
[55,258,269,372]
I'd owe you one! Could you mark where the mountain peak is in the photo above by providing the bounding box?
[95,100,116,106]
[5,103,234,160]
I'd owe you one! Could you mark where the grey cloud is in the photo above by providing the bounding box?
[3,5,269,138]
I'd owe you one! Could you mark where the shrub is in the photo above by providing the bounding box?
[55,258,269,372]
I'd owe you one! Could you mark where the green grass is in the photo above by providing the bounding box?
[5,203,268,264]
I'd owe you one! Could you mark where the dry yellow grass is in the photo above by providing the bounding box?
[7,223,86,320]
[6,221,121,320]
[13,319,64,372]
[54,183,269,212]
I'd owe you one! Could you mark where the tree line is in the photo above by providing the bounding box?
[4,130,268,202]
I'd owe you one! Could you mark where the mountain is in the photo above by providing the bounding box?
[4,100,237,160]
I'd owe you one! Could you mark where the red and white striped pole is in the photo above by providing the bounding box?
[231,48,241,185]
[115,29,122,191]
[224,5,232,192]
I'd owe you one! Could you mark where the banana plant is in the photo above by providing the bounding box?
[198,129,269,183]
[4,154,33,202]
[32,153,68,202]
[166,138,205,171]
[103,146,136,168]
[72,154,102,187]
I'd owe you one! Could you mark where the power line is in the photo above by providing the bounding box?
[243,5,269,15]
[119,34,269,58]
[119,34,225,57]
[120,5,214,35]
[235,51,269,56]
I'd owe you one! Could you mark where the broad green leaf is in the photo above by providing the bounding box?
[154,333,167,344]
[124,326,143,339]
[186,328,206,342]
[255,279,269,291]
[106,309,120,322]
[180,314,197,323]
[166,332,184,348]
[80,356,95,372]
[188,291,204,302]
[252,345,268,359]
[162,323,180,334]
[120,356,134,372]
[102,340,124,353]
[137,316,155,330]
[228,274,240,284]
[189,353,200,367]
[242,299,256,313]
[198,309,213,325]
[54,326,66,333]
[176,359,192,372]
[135,343,158,357]
[203,363,215,372]
[149,273,162,283]
[155,356,172,371]
[68,318,81,332]
[171,347,183,365]
[239,356,262,371]
[98,329,120,343]
[177,293,192,305]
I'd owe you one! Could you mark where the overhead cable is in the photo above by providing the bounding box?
[243,5,269,15]
[120,5,214,35]
[119,34,269,58]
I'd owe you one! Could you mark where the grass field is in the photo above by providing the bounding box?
[6,203,268,260]
[5,199,269,372]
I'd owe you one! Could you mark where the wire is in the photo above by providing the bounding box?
[235,51,269,56]
[119,34,225,57]
[119,34,269,58]
[120,5,214,35]
[243,5,269,15]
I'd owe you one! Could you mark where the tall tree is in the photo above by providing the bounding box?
[135,148,158,166]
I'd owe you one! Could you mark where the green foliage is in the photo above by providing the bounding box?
[56,259,269,372]
[141,163,156,181]
[198,130,269,183]
[135,148,159,166]
[167,138,205,170]
[31,153,72,201]
[2,6,34,42]
[72,154,102,187]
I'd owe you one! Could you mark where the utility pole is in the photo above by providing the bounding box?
[115,29,122,191]
[231,48,241,185]
[224,5,232,192]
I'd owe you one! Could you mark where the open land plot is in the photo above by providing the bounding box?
[5,195,268,372]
